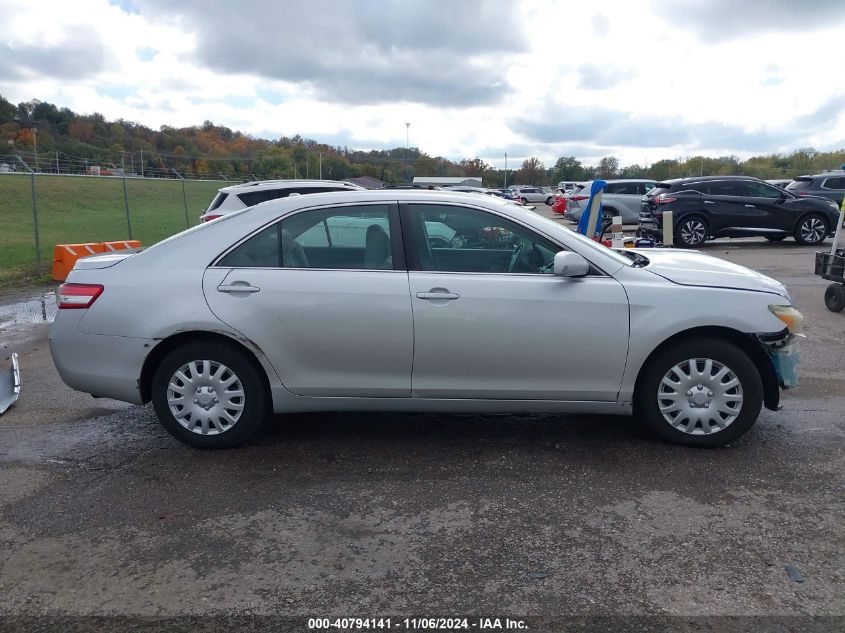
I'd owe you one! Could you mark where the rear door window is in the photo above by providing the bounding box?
[822,177,845,190]
[237,189,287,207]
[704,181,743,196]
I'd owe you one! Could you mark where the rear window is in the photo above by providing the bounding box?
[208,192,229,211]
[237,189,286,207]
[786,178,813,191]
[646,183,672,196]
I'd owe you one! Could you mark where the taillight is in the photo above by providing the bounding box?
[655,195,678,204]
[201,214,221,222]
[57,283,104,309]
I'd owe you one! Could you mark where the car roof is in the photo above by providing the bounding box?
[659,175,763,184]
[219,179,361,193]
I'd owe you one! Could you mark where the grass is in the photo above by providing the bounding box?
[0,174,225,283]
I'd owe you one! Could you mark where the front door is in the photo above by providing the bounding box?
[401,203,630,401]
[204,203,413,397]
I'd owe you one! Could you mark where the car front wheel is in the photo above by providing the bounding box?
[675,216,708,247]
[794,214,828,245]
[636,338,763,447]
[151,342,268,448]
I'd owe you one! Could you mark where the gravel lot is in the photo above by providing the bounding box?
[0,223,843,624]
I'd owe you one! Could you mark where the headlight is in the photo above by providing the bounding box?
[769,305,804,335]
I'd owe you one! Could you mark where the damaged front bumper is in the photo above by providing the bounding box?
[0,352,21,415]
[763,334,800,390]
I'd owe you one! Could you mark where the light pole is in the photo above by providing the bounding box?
[405,122,410,161]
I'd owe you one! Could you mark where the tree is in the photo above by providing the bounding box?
[518,157,545,185]
[460,157,490,176]
[597,156,619,179]
[549,155,586,183]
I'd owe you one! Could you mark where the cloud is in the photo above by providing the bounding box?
[577,64,634,90]
[508,97,845,153]
[0,32,105,80]
[591,13,610,37]
[137,0,526,107]
[653,0,845,41]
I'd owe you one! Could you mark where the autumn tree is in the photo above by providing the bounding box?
[597,156,619,179]
[518,157,546,185]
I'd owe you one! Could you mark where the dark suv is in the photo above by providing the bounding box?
[785,171,845,206]
[639,176,841,247]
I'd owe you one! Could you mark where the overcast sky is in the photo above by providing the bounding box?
[1,0,844,168]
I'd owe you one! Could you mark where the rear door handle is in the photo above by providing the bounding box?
[416,291,460,301]
[218,283,260,294]
[744,204,756,208]
[704,200,715,204]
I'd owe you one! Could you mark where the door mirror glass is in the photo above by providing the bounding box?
[553,251,589,277]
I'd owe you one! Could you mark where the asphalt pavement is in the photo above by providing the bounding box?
[0,230,843,624]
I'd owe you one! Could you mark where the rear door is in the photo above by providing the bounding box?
[204,202,413,397]
[700,180,758,232]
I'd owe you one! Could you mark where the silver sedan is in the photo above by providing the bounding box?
[50,190,802,448]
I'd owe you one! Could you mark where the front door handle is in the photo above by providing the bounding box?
[704,200,715,204]
[218,283,260,294]
[416,290,460,301]
[744,204,756,208]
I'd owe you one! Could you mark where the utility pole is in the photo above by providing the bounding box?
[32,128,38,172]
[405,122,411,161]
[504,152,508,189]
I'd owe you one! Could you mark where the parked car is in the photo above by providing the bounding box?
[200,180,364,222]
[513,186,553,205]
[639,176,841,247]
[765,179,793,189]
[557,181,580,192]
[51,190,801,449]
[785,171,845,206]
[563,179,657,225]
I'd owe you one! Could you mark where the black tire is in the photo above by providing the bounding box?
[545,196,555,206]
[636,337,763,447]
[151,342,268,448]
[764,234,788,242]
[521,197,529,205]
[674,215,709,248]
[794,213,828,245]
[824,283,845,313]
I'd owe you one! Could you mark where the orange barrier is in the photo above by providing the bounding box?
[51,240,142,281]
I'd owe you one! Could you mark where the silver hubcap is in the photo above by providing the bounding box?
[680,220,706,245]
[800,217,825,243]
[657,358,743,435]
[167,360,245,435]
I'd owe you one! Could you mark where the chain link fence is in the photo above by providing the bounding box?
[0,155,227,284]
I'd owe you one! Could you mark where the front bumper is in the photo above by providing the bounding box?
[766,335,800,390]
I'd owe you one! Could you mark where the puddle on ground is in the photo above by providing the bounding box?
[0,293,58,329]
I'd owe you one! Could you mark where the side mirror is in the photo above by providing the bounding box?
[553,251,590,277]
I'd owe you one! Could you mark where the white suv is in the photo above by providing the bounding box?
[200,179,364,222]
[513,186,554,205]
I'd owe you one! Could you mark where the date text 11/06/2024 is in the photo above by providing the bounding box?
[307,617,529,630]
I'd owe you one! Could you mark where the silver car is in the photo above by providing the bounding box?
[564,179,657,224]
[50,191,802,449]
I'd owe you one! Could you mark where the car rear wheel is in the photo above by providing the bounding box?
[764,234,788,242]
[636,338,763,447]
[794,214,828,245]
[824,283,845,313]
[675,216,708,248]
[521,197,529,204]
[151,342,268,448]
[545,196,555,205]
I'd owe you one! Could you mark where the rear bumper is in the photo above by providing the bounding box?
[49,311,151,404]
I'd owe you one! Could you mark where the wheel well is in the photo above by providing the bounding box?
[139,331,272,405]
[793,211,829,233]
[633,326,780,412]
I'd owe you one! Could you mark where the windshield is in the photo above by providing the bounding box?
[524,209,633,267]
